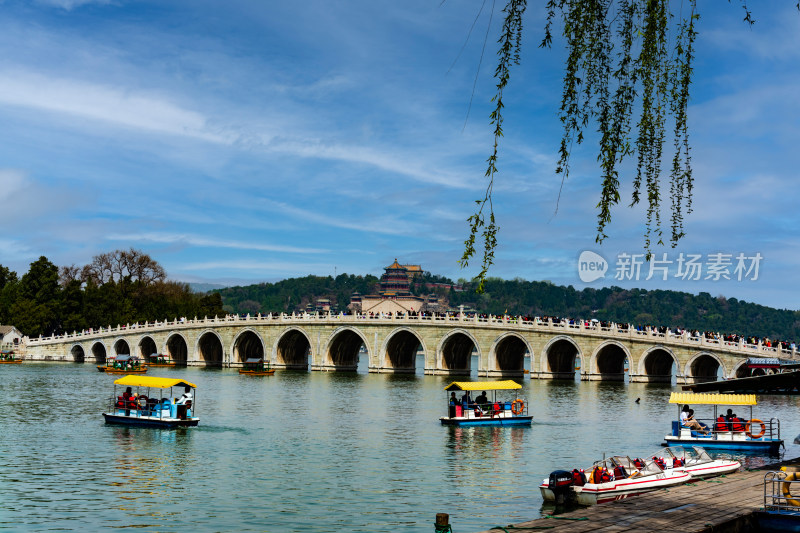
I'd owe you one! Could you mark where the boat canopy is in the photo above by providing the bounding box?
[112,354,139,362]
[668,392,757,406]
[444,380,522,392]
[746,357,781,369]
[245,358,263,363]
[113,375,197,389]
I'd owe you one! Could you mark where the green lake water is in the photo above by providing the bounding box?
[2,363,798,532]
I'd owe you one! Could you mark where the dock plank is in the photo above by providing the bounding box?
[475,470,767,533]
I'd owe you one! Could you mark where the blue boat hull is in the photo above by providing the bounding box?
[663,436,782,453]
[755,511,800,532]
[103,413,199,428]
[440,416,532,427]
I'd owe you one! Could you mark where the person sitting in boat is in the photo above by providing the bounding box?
[714,414,730,433]
[687,409,709,433]
[460,392,473,408]
[449,392,458,418]
[728,412,746,433]
[175,386,193,419]
[122,387,134,404]
[680,404,708,434]
[474,391,488,408]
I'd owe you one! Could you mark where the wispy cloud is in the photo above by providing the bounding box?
[0,70,229,143]
[105,232,328,255]
[35,0,114,10]
[178,260,335,273]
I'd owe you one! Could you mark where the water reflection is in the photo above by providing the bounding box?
[2,365,799,532]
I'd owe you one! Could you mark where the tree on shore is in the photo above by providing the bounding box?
[0,250,224,337]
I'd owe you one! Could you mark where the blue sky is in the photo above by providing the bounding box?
[0,1,798,310]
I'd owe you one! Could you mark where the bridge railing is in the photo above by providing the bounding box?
[22,312,798,360]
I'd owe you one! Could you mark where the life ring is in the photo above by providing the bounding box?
[782,471,800,506]
[746,419,766,439]
[511,399,525,415]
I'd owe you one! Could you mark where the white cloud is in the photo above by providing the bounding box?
[263,137,477,190]
[0,70,230,143]
[105,232,329,255]
[178,260,334,272]
[35,0,114,9]
[0,169,26,201]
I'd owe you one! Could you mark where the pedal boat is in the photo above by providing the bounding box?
[654,445,740,479]
[103,375,198,428]
[97,354,147,374]
[541,455,692,506]
[663,392,783,454]
[440,380,532,427]
[239,358,275,376]
[0,350,22,364]
[147,353,176,367]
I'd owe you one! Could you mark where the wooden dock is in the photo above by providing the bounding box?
[475,470,768,533]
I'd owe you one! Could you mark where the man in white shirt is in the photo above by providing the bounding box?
[176,386,193,405]
[175,386,193,419]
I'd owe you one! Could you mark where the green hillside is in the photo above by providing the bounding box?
[216,274,800,343]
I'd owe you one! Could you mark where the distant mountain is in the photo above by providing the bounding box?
[215,274,800,342]
[188,282,229,293]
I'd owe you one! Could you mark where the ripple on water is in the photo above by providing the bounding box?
[1,365,798,532]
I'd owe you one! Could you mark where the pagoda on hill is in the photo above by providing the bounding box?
[351,259,425,314]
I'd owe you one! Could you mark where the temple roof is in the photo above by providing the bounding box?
[386,258,404,270]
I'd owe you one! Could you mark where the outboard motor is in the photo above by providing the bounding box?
[548,470,575,504]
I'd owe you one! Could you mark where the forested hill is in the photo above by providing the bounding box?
[215,275,800,342]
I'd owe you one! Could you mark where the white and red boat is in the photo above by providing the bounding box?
[654,446,740,479]
[540,455,692,506]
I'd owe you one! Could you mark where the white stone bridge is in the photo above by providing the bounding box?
[21,313,798,384]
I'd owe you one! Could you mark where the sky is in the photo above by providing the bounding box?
[0,1,799,310]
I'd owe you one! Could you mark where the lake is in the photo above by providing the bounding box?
[1,363,798,532]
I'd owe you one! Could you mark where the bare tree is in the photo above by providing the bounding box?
[58,264,81,286]
[81,249,166,285]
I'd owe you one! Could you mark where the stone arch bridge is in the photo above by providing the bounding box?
[22,313,798,384]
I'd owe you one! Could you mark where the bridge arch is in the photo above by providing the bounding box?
[196,329,224,367]
[730,358,766,379]
[685,352,725,383]
[381,327,425,373]
[324,326,367,371]
[91,341,107,363]
[165,333,189,365]
[589,341,631,381]
[488,332,529,376]
[71,344,85,363]
[437,329,479,375]
[232,328,266,364]
[274,327,312,370]
[637,346,678,383]
[541,335,583,379]
[137,335,158,360]
[113,338,131,357]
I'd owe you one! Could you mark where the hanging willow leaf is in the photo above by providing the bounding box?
[461,0,782,286]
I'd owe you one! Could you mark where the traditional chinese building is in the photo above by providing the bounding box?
[352,259,425,314]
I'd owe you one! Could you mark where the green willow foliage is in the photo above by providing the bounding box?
[462,0,730,290]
